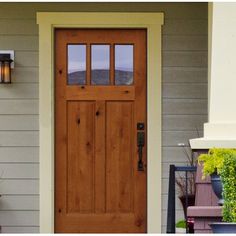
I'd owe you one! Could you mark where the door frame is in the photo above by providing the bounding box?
[37,12,164,233]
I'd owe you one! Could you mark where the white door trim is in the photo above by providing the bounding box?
[37,12,164,233]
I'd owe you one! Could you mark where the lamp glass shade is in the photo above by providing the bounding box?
[3,61,11,83]
[0,53,13,84]
[0,61,3,83]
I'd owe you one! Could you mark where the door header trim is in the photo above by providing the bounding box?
[37,12,164,233]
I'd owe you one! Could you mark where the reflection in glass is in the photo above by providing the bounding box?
[91,45,110,85]
[67,45,86,85]
[115,45,133,85]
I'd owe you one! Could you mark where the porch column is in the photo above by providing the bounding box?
[190,2,236,148]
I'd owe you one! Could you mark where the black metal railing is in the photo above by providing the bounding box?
[166,165,197,234]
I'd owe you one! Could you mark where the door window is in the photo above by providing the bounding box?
[67,44,86,85]
[91,45,110,85]
[115,45,134,85]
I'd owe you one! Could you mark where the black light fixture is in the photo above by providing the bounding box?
[0,51,14,84]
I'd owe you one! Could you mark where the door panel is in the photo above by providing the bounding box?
[106,102,134,213]
[55,29,147,233]
[67,101,95,213]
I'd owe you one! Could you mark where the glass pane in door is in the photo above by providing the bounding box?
[67,44,86,85]
[115,45,133,85]
[91,45,110,85]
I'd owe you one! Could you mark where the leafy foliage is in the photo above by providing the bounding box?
[220,153,236,222]
[199,148,236,222]
[176,219,186,229]
[198,148,233,178]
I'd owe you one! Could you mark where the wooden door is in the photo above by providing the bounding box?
[55,29,147,233]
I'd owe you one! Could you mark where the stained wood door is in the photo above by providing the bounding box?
[55,29,147,233]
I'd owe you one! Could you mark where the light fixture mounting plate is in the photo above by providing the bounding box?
[0,50,14,68]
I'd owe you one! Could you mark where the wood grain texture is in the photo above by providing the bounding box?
[67,101,95,213]
[55,28,147,233]
[106,102,134,213]
[94,101,106,213]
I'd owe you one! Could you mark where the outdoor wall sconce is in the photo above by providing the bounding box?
[0,50,14,84]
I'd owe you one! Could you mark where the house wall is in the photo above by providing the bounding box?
[0,3,207,233]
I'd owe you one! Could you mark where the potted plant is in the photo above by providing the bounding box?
[198,148,225,205]
[199,148,236,233]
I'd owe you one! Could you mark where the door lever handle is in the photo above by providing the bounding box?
[137,132,145,171]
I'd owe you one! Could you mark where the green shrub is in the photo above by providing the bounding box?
[176,219,186,229]
[199,148,236,222]
[220,154,236,222]
[198,148,235,178]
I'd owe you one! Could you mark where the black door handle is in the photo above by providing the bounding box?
[137,132,145,171]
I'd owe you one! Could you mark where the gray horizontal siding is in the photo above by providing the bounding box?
[1,227,39,233]
[0,115,38,130]
[163,67,207,83]
[163,36,207,51]
[0,195,39,210]
[0,100,39,114]
[163,115,207,131]
[163,19,207,35]
[163,99,207,115]
[162,131,203,147]
[0,84,38,99]
[162,147,196,163]
[15,52,38,67]
[0,131,39,146]
[0,147,39,162]
[12,68,38,83]
[0,19,37,35]
[0,163,39,179]
[0,2,207,233]
[0,180,39,194]
[163,51,207,67]
[163,83,207,99]
[0,36,38,50]
[0,211,39,226]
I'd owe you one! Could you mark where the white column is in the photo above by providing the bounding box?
[190,3,236,149]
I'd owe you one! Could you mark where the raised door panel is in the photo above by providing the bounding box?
[67,101,95,213]
[106,102,134,213]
